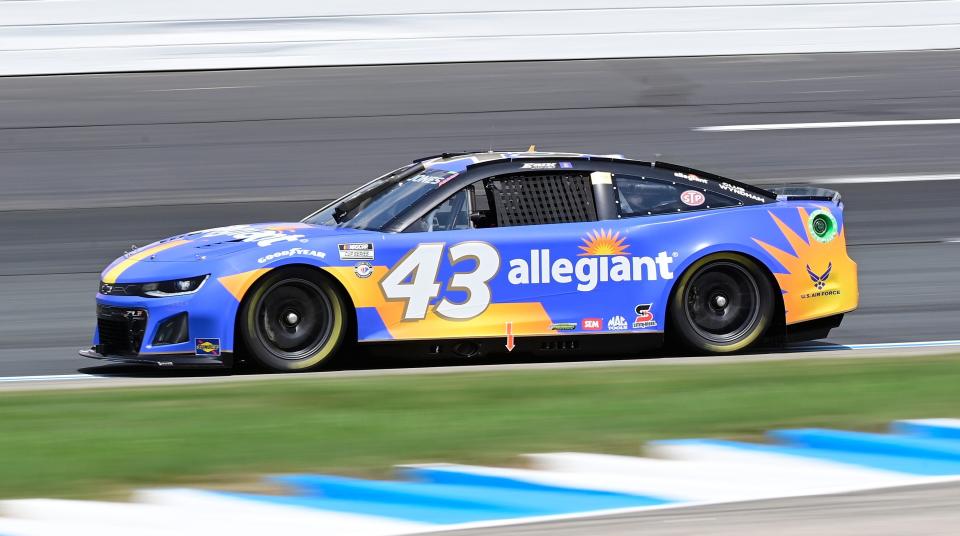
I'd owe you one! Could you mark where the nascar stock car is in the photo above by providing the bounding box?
[83,151,858,371]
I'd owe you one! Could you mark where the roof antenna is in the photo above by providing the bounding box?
[527,144,536,152]
[653,153,661,167]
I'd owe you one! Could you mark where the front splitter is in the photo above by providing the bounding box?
[79,348,231,368]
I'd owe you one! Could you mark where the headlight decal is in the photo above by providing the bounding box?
[99,275,209,298]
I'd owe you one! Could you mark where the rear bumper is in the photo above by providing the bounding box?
[784,313,845,343]
[79,347,232,368]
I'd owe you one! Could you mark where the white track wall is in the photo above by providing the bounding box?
[2,0,960,75]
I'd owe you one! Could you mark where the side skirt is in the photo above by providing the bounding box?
[360,333,665,360]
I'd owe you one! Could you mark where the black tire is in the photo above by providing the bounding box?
[239,267,348,372]
[669,253,775,353]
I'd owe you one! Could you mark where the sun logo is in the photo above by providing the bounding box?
[578,229,630,256]
[753,207,857,324]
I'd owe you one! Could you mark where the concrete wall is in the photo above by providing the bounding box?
[2,0,959,75]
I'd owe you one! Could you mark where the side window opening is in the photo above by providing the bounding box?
[406,182,498,233]
[406,171,600,232]
[614,174,739,217]
[486,172,597,227]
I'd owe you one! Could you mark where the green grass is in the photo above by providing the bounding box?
[2,355,959,499]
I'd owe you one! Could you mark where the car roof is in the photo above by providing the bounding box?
[417,150,627,174]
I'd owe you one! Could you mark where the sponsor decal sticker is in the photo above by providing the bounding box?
[633,303,657,329]
[808,209,839,243]
[197,225,306,247]
[257,247,326,264]
[559,162,574,169]
[508,229,676,292]
[581,318,602,331]
[674,172,708,185]
[521,162,558,170]
[408,174,443,185]
[338,242,374,261]
[607,316,629,331]
[719,182,766,203]
[802,262,840,299]
[195,338,221,357]
[354,261,374,279]
[680,190,705,207]
[550,322,577,331]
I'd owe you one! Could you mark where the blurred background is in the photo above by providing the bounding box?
[1,2,960,533]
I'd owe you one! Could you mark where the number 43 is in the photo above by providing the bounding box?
[380,242,500,321]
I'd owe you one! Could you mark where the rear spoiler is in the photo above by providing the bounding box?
[768,186,842,205]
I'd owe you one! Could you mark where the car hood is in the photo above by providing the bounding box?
[124,223,374,263]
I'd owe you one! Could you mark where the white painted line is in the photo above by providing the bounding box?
[696,118,960,132]
[0,374,103,384]
[807,174,960,185]
[748,75,873,84]
[838,340,960,351]
[786,340,960,352]
[143,86,257,92]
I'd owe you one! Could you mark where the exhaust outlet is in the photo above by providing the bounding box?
[453,342,480,358]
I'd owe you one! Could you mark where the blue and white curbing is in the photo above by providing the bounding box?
[3,418,960,535]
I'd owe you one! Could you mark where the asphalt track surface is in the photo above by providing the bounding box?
[1,50,959,376]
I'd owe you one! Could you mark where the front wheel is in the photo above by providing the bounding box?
[669,254,774,353]
[240,267,348,372]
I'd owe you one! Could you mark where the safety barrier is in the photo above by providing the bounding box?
[2,0,960,76]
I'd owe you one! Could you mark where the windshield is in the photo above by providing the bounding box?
[303,167,459,230]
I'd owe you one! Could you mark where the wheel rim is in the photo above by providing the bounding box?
[253,278,334,360]
[683,261,762,344]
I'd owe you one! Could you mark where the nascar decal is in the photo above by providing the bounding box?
[338,243,374,260]
[753,207,858,324]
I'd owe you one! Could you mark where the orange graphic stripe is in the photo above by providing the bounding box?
[218,268,271,302]
[325,266,553,340]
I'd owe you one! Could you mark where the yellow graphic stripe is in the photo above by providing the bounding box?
[101,240,191,284]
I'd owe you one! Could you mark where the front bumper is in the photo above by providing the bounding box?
[79,347,232,368]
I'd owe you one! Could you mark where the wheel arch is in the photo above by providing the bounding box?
[662,249,785,341]
[231,263,359,364]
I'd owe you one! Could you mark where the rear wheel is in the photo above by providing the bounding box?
[669,254,774,353]
[240,267,348,372]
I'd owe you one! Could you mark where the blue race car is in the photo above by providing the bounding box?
[83,151,858,371]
